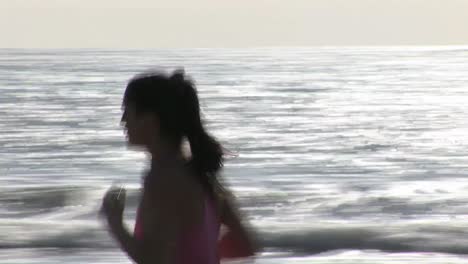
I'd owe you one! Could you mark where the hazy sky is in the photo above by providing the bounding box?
[1,0,467,48]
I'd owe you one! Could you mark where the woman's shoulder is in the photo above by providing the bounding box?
[142,166,194,198]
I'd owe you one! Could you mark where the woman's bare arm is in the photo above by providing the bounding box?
[219,190,258,258]
[108,221,147,264]
[108,184,182,264]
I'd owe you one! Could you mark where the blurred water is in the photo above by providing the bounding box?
[1,47,468,263]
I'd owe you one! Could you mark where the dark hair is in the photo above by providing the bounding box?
[123,69,224,196]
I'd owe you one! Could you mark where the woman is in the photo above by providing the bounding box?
[100,69,256,264]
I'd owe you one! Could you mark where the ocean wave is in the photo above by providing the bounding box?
[258,224,468,255]
[2,222,468,256]
[0,186,142,218]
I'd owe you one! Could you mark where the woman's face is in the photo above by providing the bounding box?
[121,103,157,148]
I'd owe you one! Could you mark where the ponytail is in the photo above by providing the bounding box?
[180,70,224,195]
[187,127,224,177]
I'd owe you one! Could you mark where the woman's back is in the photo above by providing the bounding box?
[173,196,220,264]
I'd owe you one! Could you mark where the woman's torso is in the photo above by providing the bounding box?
[134,168,221,264]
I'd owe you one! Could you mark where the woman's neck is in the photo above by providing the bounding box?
[149,142,184,170]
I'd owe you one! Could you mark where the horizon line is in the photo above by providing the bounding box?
[1,45,468,50]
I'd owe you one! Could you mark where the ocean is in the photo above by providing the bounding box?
[1,47,468,263]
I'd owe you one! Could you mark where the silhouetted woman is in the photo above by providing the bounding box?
[100,69,256,264]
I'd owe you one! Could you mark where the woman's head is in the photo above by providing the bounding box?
[121,69,224,188]
[122,69,190,148]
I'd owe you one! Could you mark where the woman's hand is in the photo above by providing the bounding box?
[100,186,126,229]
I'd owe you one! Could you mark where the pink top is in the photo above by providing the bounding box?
[134,196,220,264]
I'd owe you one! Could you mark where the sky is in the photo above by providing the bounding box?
[1,0,467,48]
